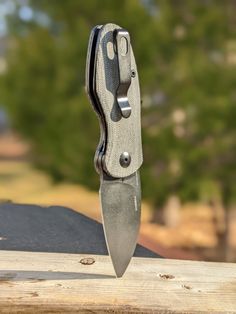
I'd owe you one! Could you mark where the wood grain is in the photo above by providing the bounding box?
[0,250,235,313]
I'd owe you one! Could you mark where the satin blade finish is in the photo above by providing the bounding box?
[100,171,141,277]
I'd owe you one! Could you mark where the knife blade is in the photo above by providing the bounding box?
[86,23,143,277]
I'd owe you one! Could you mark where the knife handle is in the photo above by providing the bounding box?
[94,23,143,179]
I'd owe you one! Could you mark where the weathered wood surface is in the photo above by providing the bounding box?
[0,250,235,313]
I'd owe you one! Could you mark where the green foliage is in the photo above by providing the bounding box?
[1,0,235,207]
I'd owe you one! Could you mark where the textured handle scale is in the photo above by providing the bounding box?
[95,23,143,178]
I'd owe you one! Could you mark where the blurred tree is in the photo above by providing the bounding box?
[1,0,235,208]
[141,0,236,207]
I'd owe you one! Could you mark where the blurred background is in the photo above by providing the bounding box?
[0,0,235,261]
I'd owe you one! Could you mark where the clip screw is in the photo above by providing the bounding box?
[131,70,136,78]
[120,152,131,168]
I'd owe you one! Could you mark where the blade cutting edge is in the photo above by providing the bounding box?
[100,171,141,277]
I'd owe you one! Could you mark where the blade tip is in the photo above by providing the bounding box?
[115,270,125,278]
[113,263,129,278]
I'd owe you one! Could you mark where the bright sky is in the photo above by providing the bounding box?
[0,0,16,37]
[0,0,49,37]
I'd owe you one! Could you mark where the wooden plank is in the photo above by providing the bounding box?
[0,250,235,313]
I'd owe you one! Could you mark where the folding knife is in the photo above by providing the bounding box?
[85,23,143,277]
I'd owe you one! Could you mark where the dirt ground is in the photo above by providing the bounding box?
[0,131,235,261]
